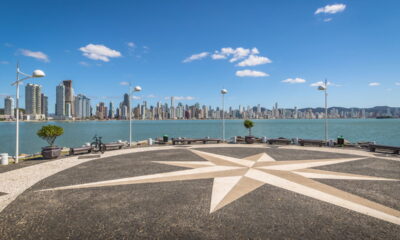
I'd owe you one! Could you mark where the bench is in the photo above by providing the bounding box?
[299,139,326,147]
[70,146,92,155]
[172,138,221,145]
[104,143,125,150]
[268,138,292,145]
[369,144,400,154]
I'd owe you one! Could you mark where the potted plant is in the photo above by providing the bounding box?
[37,125,64,159]
[243,120,255,144]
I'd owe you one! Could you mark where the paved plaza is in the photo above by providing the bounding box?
[0,145,399,239]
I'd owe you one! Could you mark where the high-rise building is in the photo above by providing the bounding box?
[75,94,91,119]
[4,96,14,117]
[56,83,65,117]
[109,102,115,119]
[25,83,42,116]
[41,93,48,118]
[96,102,107,119]
[63,80,75,116]
[123,93,130,109]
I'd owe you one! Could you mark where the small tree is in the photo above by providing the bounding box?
[243,120,254,136]
[37,125,64,146]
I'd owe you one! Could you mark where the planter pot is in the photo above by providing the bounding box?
[245,136,255,144]
[41,146,61,159]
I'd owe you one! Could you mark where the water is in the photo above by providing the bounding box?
[0,119,399,155]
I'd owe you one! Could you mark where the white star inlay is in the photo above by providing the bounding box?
[40,149,400,225]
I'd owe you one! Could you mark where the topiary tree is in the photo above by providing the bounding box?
[37,125,64,146]
[243,120,254,136]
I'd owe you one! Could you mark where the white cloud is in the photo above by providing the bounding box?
[395,82,400,86]
[120,81,130,86]
[165,96,195,101]
[210,47,252,62]
[20,49,49,62]
[315,4,346,14]
[127,42,135,48]
[79,44,122,62]
[79,61,90,66]
[229,47,251,62]
[282,78,306,84]
[236,70,269,77]
[183,52,209,63]
[0,61,9,64]
[132,96,141,100]
[147,94,156,98]
[211,53,227,60]
[369,82,380,86]
[185,47,272,66]
[324,18,333,22]
[251,48,259,55]
[176,96,195,100]
[310,81,332,87]
[237,55,272,67]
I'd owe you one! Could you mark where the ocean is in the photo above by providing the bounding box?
[0,119,399,155]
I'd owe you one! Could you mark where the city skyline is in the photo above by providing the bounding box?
[0,1,400,109]
[2,79,399,121]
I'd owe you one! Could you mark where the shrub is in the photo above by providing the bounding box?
[37,125,64,146]
[243,120,254,136]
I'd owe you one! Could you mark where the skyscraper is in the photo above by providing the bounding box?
[170,96,175,119]
[63,80,75,116]
[4,96,14,118]
[75,94,91,119]
[56,83,65,117]
[109,101,115,119]
[123,93,130,111]
[41,93,48,118]
[25,83,42,116]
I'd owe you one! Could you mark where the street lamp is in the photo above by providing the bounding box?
[129,84,142,147]
[318,79,328,143]
[221,89,228,142]
[11,63,45,163]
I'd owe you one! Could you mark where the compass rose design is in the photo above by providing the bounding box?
[41,149,400,225]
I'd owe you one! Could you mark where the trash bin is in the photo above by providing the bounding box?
[337,136,344,146]
[163,135,169,143]
[231,136,237,144]
[261,136,267,143]
[1,153,9,165]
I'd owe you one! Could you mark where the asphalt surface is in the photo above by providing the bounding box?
[0,147,399,239]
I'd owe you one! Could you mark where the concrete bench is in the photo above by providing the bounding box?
[299,139,326,147]
[369,144,400,154]
[70,146,92,155]
[268,138,292,145]
[104,143,124,150]
[172,138,221,145]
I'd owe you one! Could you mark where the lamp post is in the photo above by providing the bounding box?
[11,63,45,163]
[220,89,228,142]
[129,84,142,147]
[318,79,328,143]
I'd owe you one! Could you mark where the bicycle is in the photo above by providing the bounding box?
[91,135,106,153]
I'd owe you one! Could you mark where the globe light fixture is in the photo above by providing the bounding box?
[129,84,142,147]
[318,79,328,144]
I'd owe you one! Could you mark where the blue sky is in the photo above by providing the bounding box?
[0,0,399,111]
